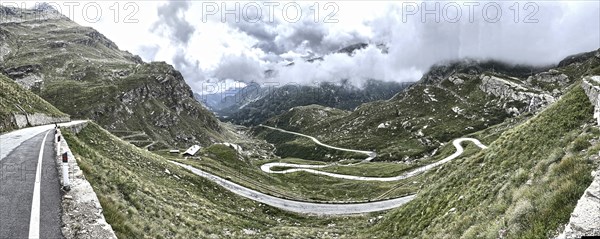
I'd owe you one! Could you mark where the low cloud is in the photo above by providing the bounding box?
[173,50,205,92]
[274,45,421,87]
[153,1,195,45]
[263,1,600,87]
[376,1,599,68]
[142,1,599,91]
[212,54,265,83]
[138,45,160,62]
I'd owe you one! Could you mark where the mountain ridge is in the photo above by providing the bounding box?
[261,49,600,161]
[0,6,224,148]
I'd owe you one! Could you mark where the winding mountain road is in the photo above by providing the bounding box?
[259,126,488,181]
[0,121,85,239]
[172,161,416,215]
[173,125,487,215]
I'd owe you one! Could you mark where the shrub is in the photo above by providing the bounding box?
[572,137,591,152]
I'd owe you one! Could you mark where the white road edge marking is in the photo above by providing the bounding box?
[28,130,50,239]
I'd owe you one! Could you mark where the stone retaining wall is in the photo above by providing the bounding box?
[12,113,70,129]
[54,125,117,239]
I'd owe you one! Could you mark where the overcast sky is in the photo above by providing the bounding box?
[19,1,600,93]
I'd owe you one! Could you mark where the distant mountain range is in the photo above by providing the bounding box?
[197,80,412,126]
[195,42,406,125]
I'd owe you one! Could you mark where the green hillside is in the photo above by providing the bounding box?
[224,80,411,126]
[368,84,599,238]
[62,82,600,239]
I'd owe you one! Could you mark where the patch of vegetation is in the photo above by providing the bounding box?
[571,137,592,152]
[367,85,598,238]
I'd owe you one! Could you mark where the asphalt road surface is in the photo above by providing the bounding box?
[0,121,84,239]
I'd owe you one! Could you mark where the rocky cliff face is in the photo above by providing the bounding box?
[0,6,223,147]
[479,75,556,115]
[98,62,222,146]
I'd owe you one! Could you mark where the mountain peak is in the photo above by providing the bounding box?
[33,2,58,12]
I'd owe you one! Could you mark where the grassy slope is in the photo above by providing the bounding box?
[166,112,528,202]
[62,85,598,238]
[227,80,410,126]
[63,123,374,238]
[256,128,365,162]
[0,74,66,116]
[0,74,67,132]
[368,84,599,238]
[268,104,351,132]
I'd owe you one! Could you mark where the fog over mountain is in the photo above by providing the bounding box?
[61,1,599,91]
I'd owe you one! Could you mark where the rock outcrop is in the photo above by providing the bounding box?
[527,70,569,86]
[479,75,556,114]
[99,62,223,147]
[3,64,44,90]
